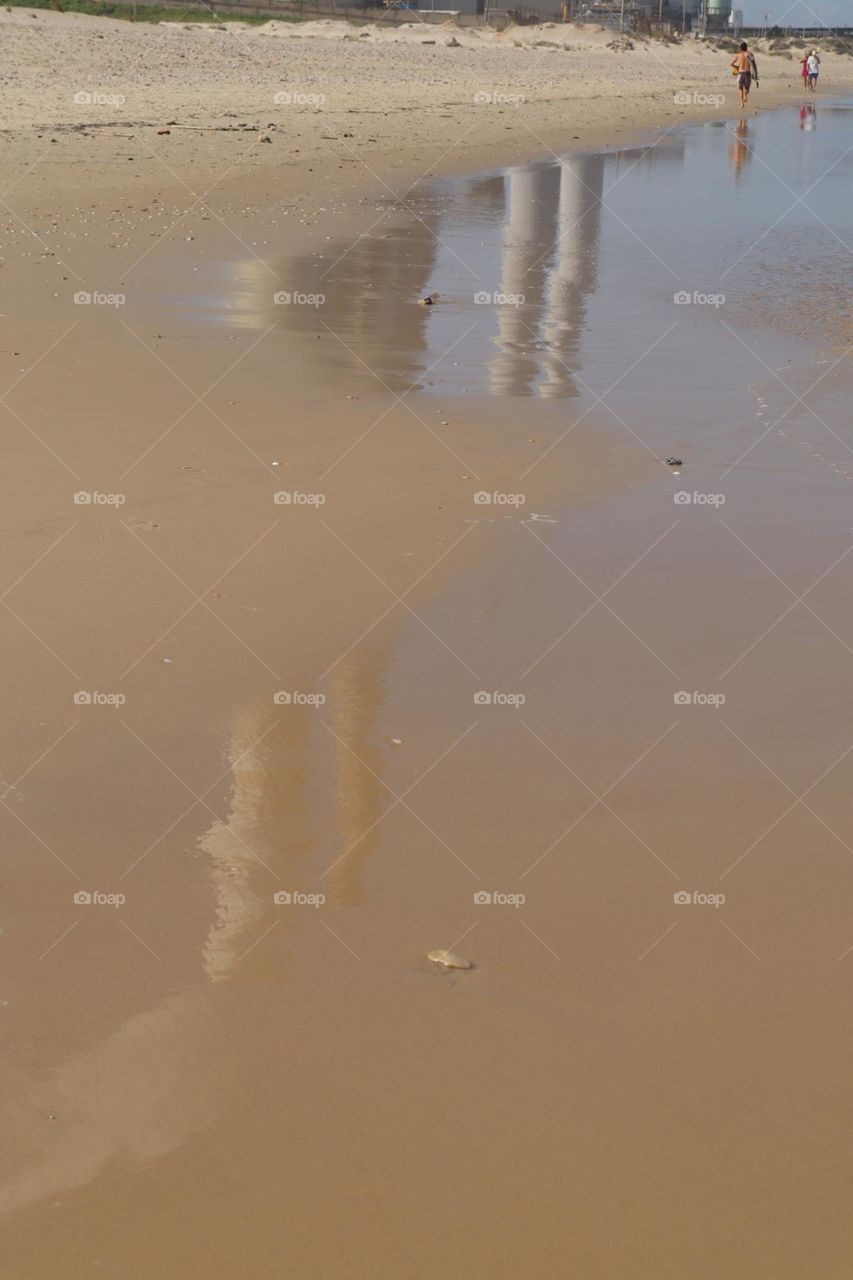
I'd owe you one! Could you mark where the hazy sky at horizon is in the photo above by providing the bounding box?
[739,0,850,24]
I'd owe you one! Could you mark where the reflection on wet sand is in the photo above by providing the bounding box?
[271,213,443,391]
[200,699,314,983]
[201,644,390,975]
[491,157,604,397]
[491,164,560,396]
[800,103,817,131]
[239,143,691,399]
[324,646,389,909]
[730,121,752,182]
[0,646,390,1216]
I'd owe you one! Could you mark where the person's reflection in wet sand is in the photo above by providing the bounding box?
[201,699,315,983]
[0,702,314,1217]
[323,646,389,909]
[729,121,752,183]
[800,103,817,131]
[202,644,391,928]
[0,708,317,1215]
[0,651,392,1218]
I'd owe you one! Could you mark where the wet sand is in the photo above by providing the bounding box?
[3,16,853,1276]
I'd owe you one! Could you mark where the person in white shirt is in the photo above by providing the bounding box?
[807,50,821,93]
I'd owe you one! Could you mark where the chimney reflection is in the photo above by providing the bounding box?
[489,164,559,396]
[540,156,604,398]
[489,156,605,398]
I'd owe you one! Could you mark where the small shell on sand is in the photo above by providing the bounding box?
[428,949,473,970]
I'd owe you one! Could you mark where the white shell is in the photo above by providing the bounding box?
[428,949,473,970]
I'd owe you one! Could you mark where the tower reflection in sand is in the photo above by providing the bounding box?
[261,141,685,400]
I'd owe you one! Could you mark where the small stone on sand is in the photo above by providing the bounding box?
[428,949,472,970]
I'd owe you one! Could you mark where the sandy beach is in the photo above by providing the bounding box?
[2,8,846,198]
[2,9,853,1277]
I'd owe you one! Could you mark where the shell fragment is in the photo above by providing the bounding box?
[428,949,473,970]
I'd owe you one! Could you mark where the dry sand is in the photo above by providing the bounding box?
[1,6,844,200]
[2,10,853,1278]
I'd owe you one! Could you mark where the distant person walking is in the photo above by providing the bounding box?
[732,42,759,110]
[800,50,811,91]
[807,49,820,92]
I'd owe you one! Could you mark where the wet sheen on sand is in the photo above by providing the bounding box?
[3,102,853,1279]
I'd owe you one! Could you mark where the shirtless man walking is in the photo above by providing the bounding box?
[732,41,759,110]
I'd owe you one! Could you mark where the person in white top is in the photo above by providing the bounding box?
[807,50,821,93]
